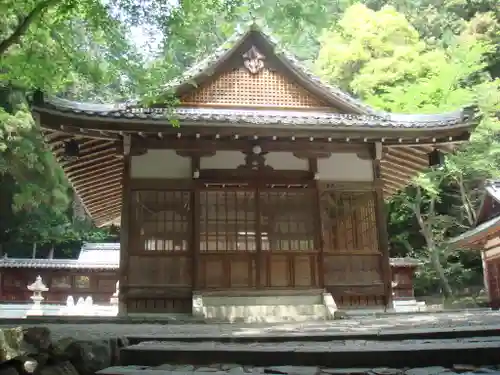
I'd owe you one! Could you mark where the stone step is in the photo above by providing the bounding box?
[126,324,500,344]
[97,364,499,375]
[202,304,329,323]
[120,338,500,368]
[200,294,323,306]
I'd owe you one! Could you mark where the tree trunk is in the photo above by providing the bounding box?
[430,247,453,297]
[32,242,37,259]
[48,245,54,259]
[413,186,454,297]
[457,174,476,227]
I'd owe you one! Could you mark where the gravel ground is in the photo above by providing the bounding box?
[1,311,500,341]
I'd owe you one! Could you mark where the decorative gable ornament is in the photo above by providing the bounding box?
[243,46,265,74]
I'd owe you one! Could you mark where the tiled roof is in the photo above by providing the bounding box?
[449,180,500,246]
[448,215,500,246]
[0,258,118,270]
[37,97,473,130]
[389,257,422,267]
[0,242,119,270]
[484,180,500,204]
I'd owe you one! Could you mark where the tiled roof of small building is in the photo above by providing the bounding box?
[449,180,500,246]
[448,215,500,246]
[0,242,119,269]
[484,180,500,203]
[389,257,422,267]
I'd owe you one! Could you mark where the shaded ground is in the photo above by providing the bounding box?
[1,310,499,341]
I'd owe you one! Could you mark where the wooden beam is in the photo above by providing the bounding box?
[65,152,120,173]
[67,159,122,180]
[136,137,370,154]
[384,153,428,173]
[86,195,122,212]
[372,147,393,311]
[83,188,122,206]
[73,169,122,187]
[119,142,131,316]
[77,175,121,193]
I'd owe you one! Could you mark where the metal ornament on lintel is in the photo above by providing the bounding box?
[428,149,445,167]
[243,46,265,74]
[63,139,80,160]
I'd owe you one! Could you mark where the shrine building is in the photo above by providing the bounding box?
[29,24,478,321]
[449,181,500,309]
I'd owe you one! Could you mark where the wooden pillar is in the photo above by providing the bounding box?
[255,185,262,288]
[118,135,132,316]
[480,247,490,302]
[372,142,393,310]
[191,156,201,290]
[309,158,325,288]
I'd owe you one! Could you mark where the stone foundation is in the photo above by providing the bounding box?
[191,289,337,323]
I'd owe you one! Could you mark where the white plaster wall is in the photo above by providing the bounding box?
[201,151,246,169]
[265,152,309,170]
[130,150,191,178]
[318,153,373,181]
[201,151,308,170]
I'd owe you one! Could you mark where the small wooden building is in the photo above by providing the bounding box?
[29,24,477,319]
[449,181,500,308]
[0,243,118,303]
[390,258,421,299]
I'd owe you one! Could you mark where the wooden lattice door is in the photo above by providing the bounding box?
[197,184,319,290]
[198,187,258,289]
[259,186,319,288]
[126,190,193,314]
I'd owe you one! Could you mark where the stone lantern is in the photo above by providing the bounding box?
[26,276,49,316]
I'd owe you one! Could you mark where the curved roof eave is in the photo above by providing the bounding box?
[31,96,478,134]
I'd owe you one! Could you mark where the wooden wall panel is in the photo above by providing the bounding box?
[128,255,192,286]
[269,255,288,287]
[294,255,314,287]
[324,254,382,285]
[319,186,385,308]
[198,254,256,289]
[321,191,379,253]
[230,258,254,287]
[204,257,225,288]
[487,258,500,307]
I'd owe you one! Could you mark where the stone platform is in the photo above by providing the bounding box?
[1,310,499,342]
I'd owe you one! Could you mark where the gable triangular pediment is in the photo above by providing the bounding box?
[180,44,330,109]
[167,25,379,115]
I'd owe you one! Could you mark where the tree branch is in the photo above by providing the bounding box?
[0,0,59,57]
[456,174,474,227]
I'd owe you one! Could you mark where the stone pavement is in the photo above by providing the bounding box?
[1,311,500,341]
[98,364,500,375]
